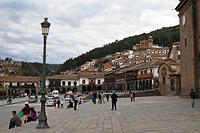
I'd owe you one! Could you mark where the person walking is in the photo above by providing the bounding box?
[53,99,57,108]
[91,93,95,104]
[133,91,136,102]
[61,99,64,108]
[57,99,61,108]
[111,91,118,110]
[94,92,97,104]
[130,92,133,102]
[9,111,22,129]
[73,94,78,110]
[106,94,109,102]
[190,89,195,108]
[101,92,105,103]
[98,92,102,104]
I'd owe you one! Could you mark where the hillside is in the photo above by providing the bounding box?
[0,59,61,76]
[59,25,180,72]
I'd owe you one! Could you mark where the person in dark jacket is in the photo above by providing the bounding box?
[9,111,22,129]
[190,89,195,108]
[111,91,118,110]
[106,94,109,102]
[57,99,61,108]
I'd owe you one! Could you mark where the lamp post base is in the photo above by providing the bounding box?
[36,122,49,129]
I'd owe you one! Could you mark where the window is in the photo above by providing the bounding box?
[178,55,181,60]
[141,71,143,75]
[150,69,153,73]
[62,81,65,86]
[68,81,71,86]
[185,38,187,46]
[74,81,77,86]
[82,79,86,84]
[144,70,147,74]
[98,80,101,84]
[176,46,180,51]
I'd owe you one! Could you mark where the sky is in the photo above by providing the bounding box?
[0,0,180,64]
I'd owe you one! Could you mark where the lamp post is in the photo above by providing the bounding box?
[36,18,50,129]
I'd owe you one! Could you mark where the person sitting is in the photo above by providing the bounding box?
[66,100,73,108]
[9,111,22,129]
[79,98,83,104]
[21,102,30,123]
[27,108,37,122]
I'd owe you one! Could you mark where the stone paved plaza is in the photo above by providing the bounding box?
[8,96,200,133]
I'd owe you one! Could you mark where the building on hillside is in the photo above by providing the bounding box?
[104,62,113,72]
[176,0,200,98]
[133,36,157,50]
[158,59,181,96]
[168,42,181,62]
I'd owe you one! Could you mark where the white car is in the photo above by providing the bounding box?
[65,95,72,101]
[46,99,54,107]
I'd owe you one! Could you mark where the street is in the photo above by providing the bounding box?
[1,96,198,133]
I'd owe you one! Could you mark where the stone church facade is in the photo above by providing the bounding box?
[176,0,200,98]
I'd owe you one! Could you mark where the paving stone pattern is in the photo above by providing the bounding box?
[9,96,200,133]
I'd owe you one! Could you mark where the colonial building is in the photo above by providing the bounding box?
[158,59,181,96]
[135,59,162,91]
[46,71,104,94]
[176,0,200,97]
[0,76,40,96]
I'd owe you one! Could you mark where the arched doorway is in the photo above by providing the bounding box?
[170,79,175,91]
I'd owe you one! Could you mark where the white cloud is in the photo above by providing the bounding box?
[0,0,180,64]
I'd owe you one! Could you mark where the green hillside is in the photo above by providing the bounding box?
[59,25,180,72]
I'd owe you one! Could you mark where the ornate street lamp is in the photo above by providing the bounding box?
[36,18,50,129]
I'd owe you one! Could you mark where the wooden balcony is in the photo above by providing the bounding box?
[136,73,153,79]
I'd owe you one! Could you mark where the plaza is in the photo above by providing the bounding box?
[4,96,200,133]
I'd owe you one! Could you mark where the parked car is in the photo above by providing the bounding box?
[28,95,38,103]
[21,93,28,97]
[47,93,54,100]
[46,99,54,107]
[65,95,72,101]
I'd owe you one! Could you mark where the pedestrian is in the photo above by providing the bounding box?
[9,111,22,129]
[130,92,133,102]
[91,93,95,104]
[27,108,37,122]
[79,98,83,104]
[21,102,30,124]
[101,92,105,103]
[73,94,78,110]
[57,99,61,108]
[94,92,97,104]
[53,99,57,108]
[133,91,136,102]
[190,89,195,108]
[61,99,64,108]
[66,100,73,108]
[106,94,109,102]
[98,92,102,104]
[111,91,118,110]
